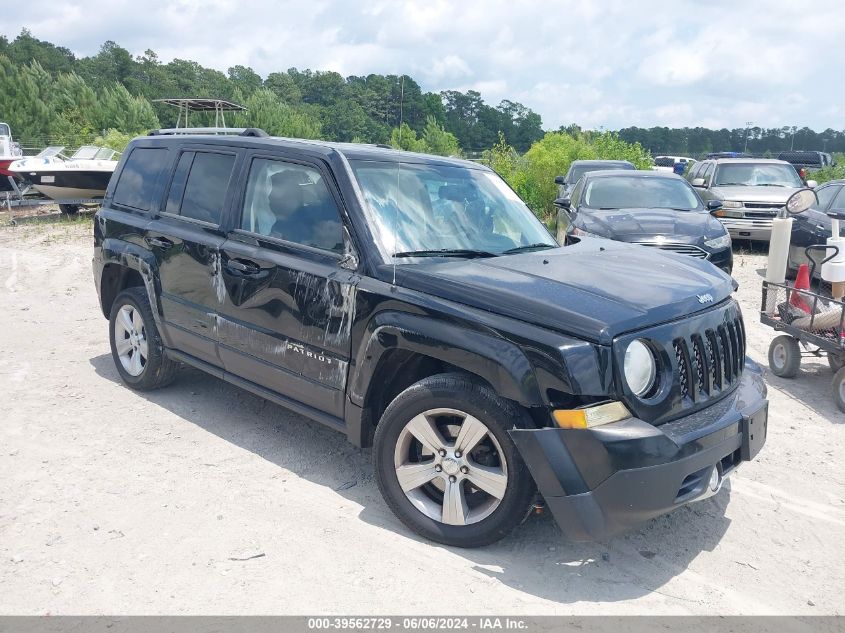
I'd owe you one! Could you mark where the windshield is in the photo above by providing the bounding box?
[713,163,803,187]
[582,176,702,210]
[568,162,632,182]
[350,160,556,258]
[0,123,9,137]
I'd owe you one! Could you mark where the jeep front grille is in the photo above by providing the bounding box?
[673,317,745,403]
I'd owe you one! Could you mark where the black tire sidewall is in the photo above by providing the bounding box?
[833,367,845,413]
[108,287,173,390]
[374,374,535,548]
[768,335,800,378]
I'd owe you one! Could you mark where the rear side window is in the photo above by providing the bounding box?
[687,162,702,180]
[113,147,169,211]
[165,151,235,225]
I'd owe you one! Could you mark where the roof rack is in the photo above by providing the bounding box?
[153,98,248,129]
[148,127,268,137]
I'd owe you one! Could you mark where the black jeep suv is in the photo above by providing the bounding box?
[93,130,768,547]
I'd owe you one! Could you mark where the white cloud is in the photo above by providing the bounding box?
[3,0,844,130]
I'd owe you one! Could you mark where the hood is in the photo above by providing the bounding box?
[709,185,799,204]
[576,208,716,240]
[395,239,734,344]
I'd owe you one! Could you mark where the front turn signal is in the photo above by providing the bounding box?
[552,402,632,429]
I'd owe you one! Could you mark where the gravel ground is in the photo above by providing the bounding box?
[0,219,843,615]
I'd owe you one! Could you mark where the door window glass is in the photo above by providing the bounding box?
[177,152,235,224]
[241,158,343,253]
[815,185,840,211]
[164,151,194,215]
[831,186,845,211]
[113,147,169,211]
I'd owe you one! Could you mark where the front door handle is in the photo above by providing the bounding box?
[145,236,174,250]
[225,259,261,275]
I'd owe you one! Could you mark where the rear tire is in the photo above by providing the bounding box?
[833,367,845,413]
[109,287,177,391]
[373,373,536,548]
[768,335,801,378]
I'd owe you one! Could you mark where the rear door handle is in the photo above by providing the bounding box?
[145,236,174,250]
[225,259,261,275]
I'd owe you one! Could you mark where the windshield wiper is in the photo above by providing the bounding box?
[755,183,789,187]
[392,248,498,259]
[502,243,557,254]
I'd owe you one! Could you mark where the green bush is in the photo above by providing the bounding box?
[809,153,845,184]
[483,131,652,219]
[93,129,136,152]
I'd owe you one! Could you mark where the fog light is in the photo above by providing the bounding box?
[709,467,722,493]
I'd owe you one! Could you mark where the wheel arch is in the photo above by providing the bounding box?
[345,312,543,447]
[98,239,169,345]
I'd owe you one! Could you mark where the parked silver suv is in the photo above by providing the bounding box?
[686,158,814,241]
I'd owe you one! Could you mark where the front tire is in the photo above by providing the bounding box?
[109,287,177,391]
[373,374,536,548]
[768,335,801,378]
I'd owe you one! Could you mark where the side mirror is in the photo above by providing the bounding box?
[691,178,706,187]
[785,188,818,215]
[554,197,571,209]
[554,175,566,185]
[706,200,723,212]
[806,179,818,188]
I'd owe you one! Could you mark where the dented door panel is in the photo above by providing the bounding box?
[216,233,357,418]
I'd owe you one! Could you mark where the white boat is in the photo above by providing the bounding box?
[9,145,119,200]
[0,122,24,192]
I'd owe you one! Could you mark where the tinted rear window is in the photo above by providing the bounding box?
[168,151,235,225]
[113,147,169,211]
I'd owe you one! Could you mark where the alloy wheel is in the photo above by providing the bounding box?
[113,304,148,377]
[393,408,508,526]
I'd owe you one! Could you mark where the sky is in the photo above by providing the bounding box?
[3,0,844,131]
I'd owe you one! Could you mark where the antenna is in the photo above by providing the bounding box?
[392,75,405,287]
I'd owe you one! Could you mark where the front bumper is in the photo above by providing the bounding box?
[509,359,768,541]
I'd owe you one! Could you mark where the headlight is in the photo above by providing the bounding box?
[704,233,732,249]
[624,339,657,397]
[721,200,742,208]
[572,226,604,239]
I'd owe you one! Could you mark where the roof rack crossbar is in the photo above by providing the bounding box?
[148,127,268,137]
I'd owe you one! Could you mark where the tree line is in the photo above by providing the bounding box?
[613,125,845,157]
[0,30,544,154]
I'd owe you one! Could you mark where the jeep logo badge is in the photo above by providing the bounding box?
[697,293,714,304]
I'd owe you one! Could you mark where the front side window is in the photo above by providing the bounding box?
[582,176,702,211]
[350,160,555,258]
[713,163,803,187]
[240,158,343,253]
[814,185,841,211]
[113,147,169,211]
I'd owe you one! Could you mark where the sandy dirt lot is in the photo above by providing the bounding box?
[0,217,843,615]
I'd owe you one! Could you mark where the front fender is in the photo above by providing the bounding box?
[348,310,543,408]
